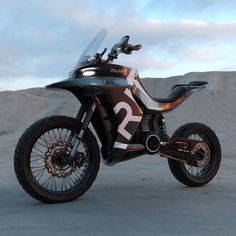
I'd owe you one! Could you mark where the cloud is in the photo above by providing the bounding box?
[144,0,236,21]
[1,0,236,90]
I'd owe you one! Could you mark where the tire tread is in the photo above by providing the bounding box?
[168,122,221,187]
[14,116,100,203]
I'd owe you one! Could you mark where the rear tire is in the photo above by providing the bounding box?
[168,123,221,187]
[14,116,100,203]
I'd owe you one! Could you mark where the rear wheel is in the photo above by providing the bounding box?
[168,123,221,187]
[14,116,100,203]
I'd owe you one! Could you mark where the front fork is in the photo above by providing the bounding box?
[69,101,96,159]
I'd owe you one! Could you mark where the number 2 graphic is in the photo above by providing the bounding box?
[113,89,142,140]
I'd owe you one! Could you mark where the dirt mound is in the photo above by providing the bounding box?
[0,88,79,134]
[0,71,235,154]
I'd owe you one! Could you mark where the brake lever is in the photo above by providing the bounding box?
[100,48,107,57]
[133,44,142,50]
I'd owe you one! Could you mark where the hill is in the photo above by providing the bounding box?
[0,71,235,155]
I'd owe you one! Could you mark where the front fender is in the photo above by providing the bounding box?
[46,77,130,90]
[46,79,84,90]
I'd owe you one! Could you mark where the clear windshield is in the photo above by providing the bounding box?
[69,28,107,77]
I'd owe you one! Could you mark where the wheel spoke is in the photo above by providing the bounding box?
[31,165,46,169]
[46,131,54,145]
[30,157,44,163]
[41,134,50,148]
[52,129,58,143]
[34,168,46,180]
[53,176,57,191]
[29,126,90,193]
[78,144,86,152]
[45,176,53,188]
[35,141,48,148]
[58,128,63,141]
[31,154,45,158]
[32,146,46,155]
[65,176,73,188]
[61,177,67,191]
[64,129,70,141]
[32,167,46,174]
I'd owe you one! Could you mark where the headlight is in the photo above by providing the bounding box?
[82,71,96,77]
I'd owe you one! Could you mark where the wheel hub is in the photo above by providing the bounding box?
[44,141,85,178]
[192,142,211,168]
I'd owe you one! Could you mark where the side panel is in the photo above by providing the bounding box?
[103,86,143,164]
[91,96,116,148]
[105,87,143,144]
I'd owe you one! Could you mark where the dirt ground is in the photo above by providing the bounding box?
[0,132,235,236]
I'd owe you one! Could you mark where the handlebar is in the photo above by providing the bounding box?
[123,44,142,54]
[107,35,142,62]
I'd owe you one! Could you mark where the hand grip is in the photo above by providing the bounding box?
[189,81,208,86]
[133,44,142,50]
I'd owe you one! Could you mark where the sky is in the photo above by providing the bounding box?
[1,0,236,90]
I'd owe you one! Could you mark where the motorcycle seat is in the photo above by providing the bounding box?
[135,79,208,111]
[138,80,208,104]
[153,86,187,103]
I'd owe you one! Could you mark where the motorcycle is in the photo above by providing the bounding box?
[14,29,221,203]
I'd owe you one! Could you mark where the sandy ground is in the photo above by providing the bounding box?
[0,132,235,236]
[0,73,236,235]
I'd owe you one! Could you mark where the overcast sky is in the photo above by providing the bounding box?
[1,0,236,90]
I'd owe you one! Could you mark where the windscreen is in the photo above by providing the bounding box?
[69,28,107,77]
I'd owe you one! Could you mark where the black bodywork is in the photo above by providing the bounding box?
[47,64,143,164]
[46,34,208,166]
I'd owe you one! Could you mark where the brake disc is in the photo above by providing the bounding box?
[44,141,74,178]
[192,142,211,168]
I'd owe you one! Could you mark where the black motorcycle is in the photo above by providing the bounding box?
[14,29,221,203]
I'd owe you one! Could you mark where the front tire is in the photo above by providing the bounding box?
[168,123,221,187]
[14,116,100,203]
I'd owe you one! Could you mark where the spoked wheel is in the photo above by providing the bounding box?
[14,116,100,203]
[31,130,89,192]
[168,123,221,187]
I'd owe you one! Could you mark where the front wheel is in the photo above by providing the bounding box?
[14,116,100,203]
[168,123,221,187]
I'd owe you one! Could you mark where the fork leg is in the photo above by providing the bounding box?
[69,102,96,158]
